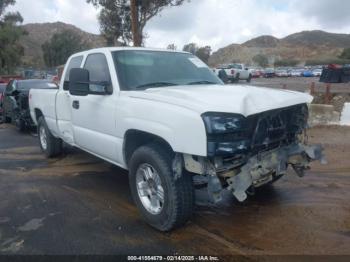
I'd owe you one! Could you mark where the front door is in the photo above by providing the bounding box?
[56,56,84,144]
[70,53,118,163]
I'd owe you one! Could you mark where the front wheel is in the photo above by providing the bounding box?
[129,143,194,231]
[37,116,62,158]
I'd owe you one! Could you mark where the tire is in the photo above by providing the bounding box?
[234,73,240,83]
[247,74,252,83]
[37,116,62,158]
[4,116,11,123]
[15,118,26,132]
[129,143,194,231]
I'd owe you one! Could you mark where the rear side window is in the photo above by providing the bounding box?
[84,53,112,93]
[63,56,83,90]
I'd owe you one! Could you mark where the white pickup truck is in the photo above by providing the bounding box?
[214,63,252,83]
[29,47,324,231]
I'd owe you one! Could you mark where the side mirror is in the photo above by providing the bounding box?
[245,68,249,70]
[69,68,90,96]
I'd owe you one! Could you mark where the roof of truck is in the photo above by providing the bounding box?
[72,47,189,57]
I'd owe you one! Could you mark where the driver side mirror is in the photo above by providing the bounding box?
[69,68,90,96]
[69,68,113,96]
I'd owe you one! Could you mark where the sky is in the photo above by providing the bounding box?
[8,0,350,51]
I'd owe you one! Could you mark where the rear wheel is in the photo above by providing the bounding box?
[247,74,252,83]
[15,117,26,132]
[37,116,62,158]
[129,143,194,231]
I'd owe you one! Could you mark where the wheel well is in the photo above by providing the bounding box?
[34,108,43,122]
[124,130,174,167]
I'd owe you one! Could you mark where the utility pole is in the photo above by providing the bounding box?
[130,0,141,46]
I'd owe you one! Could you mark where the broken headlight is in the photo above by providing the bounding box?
[202,113,245,134]
[202,113,250,156]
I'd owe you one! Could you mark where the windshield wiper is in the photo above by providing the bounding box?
[187,80,218,85]
[135,82,179,89]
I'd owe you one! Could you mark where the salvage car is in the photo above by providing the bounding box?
[0,83,6,123]
[29,47,325,231]
[3,79,57,131]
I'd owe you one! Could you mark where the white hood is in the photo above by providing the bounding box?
[128,85,313,117]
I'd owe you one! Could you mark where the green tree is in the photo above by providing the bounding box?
[0,0,25,74]
[167,43,177,50]
[87,0,188,46]
[339,48,350,60]
[42,30,90,67]
[195,46,211,64]
[182,43,198,55]
[252,54,268,68]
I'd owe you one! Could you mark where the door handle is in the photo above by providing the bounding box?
[72,100,80,109]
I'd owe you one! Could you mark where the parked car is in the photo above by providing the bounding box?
[3,79,57,131]
[0,83,6,123]
[263,68,275,78]
[29,47,324,231]
[290,69,303,77]
[275,69,289,77]
[250,68,263,78]
[214,63,252,82]
[301,70,314,77]
[312,68,323,77]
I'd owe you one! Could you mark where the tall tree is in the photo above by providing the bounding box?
[42,30,90,67]
[182,43,198,55]
[87,0,188,46]
[196,46,211,64]
[339,48,350,60]
[167,43,177,50]
[0,0,25,74]
[252,54,268,68]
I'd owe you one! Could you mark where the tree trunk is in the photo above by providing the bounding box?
[130,0,142,46]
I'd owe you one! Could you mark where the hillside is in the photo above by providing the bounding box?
[19,22,106,67]
[209,30,350,66]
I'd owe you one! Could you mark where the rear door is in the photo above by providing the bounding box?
[56,56,83,144]
[70,52,118,162]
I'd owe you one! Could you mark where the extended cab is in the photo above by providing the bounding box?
[29,48,325,231]
[214,63,252,83]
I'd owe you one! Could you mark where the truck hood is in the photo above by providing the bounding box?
[127,84,313,117]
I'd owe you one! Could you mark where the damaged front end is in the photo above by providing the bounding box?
[181,104,326,203]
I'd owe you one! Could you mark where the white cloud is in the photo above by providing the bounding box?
[9,0,350,51]
[10,0,100,34]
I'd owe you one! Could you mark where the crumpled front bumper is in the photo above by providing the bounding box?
[225,143,326,202]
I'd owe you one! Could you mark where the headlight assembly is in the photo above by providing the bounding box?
[202,112,246,134]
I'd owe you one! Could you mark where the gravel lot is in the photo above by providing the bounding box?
[0,123,349,257]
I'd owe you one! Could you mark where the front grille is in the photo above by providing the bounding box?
[208,104,308,157]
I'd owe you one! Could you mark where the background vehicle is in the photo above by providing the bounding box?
[30,47,323,231]
[250,68,263,78]
[263,68,275,78]
[0,83,6,123]
[275,69,289,77]
[214,63,252,82]
[301,70,314,77]
[312,68,323,77]
[290,69,303,77]
[3,80,57,131]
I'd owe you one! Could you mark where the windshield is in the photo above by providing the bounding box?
[112,50,222,91]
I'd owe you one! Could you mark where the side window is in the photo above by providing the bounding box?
[63,56,83,90]
[84,53,112,93]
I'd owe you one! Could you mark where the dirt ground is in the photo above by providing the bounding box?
[0,124,349,259]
